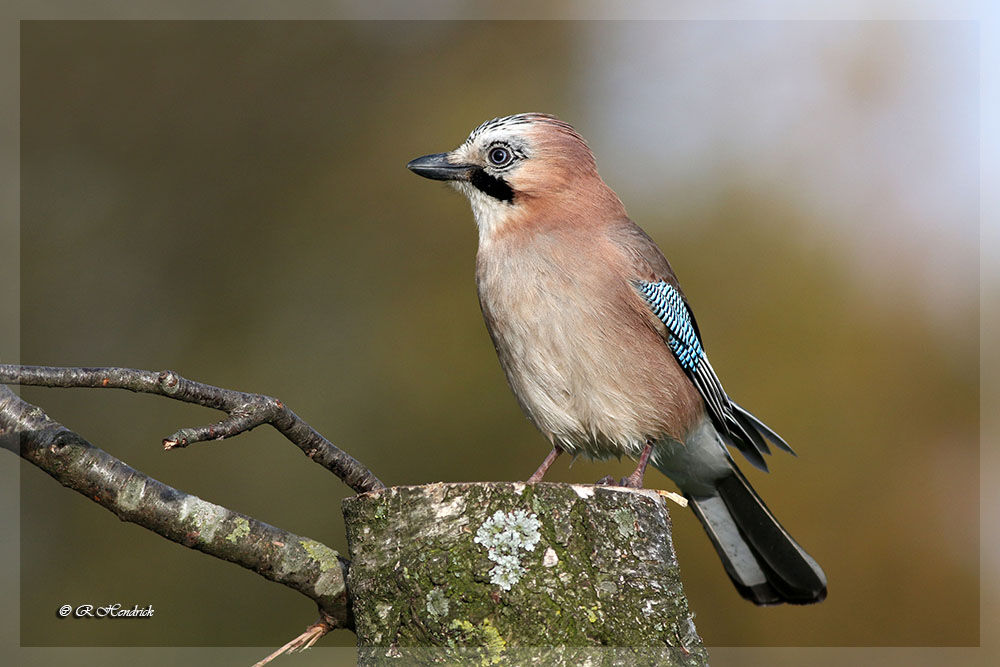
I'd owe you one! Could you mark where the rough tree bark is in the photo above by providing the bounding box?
[343,482,709,666]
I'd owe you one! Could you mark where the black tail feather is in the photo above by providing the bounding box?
[732,402,796,455]
[688,466,826,605]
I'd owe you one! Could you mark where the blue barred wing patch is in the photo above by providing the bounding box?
[636,281,704,372]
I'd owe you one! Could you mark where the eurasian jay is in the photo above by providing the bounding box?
[407,113,827,605]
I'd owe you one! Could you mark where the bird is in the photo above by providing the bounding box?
[406,113,826,605]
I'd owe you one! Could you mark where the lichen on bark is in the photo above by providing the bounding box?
[343,482,708,665]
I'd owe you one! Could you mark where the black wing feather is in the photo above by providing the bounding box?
[635,280,791,470]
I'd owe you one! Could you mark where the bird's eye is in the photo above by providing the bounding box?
[487,145,513,167]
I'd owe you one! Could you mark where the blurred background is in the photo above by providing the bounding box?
[3,18,986,663]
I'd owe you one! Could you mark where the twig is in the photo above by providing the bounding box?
[0,364,385,494]
[0,384,352,626]
[251,610,339,667]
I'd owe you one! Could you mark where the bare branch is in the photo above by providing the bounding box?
[0,384,352,626]
[0,364,385,494]
[252,611,337,667]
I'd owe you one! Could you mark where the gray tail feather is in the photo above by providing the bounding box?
[687,466,827,605]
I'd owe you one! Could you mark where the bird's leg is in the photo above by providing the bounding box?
[527,445,563,483]
[620,440,654,489]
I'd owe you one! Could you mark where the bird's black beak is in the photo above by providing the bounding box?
[406,153,474,182]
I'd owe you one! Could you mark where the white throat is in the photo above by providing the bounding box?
[453,181,518,245]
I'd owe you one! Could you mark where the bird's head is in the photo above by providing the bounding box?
[407,113,624,239]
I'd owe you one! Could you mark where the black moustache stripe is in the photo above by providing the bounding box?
[469,168,514,203]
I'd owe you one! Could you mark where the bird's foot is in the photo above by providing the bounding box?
[595,474,644,488]
[618,440,654,489]
[618,472,646,489]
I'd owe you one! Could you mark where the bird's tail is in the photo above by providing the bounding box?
[687,465,827,605]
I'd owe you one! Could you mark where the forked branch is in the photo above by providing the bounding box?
[0,364,384,493]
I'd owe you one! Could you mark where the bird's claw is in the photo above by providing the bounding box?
[619,474,645,489]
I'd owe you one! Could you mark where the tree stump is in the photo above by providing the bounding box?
[343,482,708,665]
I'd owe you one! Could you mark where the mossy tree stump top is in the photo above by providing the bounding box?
[343,482,707,665]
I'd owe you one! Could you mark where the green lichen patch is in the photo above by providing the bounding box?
[613,508,638,539]
[225,517,250,544]
[299,539,340,572]
[425,586,450,619]
[447,618,506,664]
